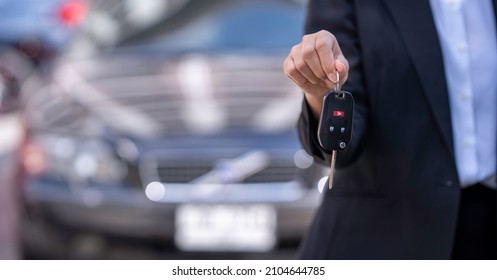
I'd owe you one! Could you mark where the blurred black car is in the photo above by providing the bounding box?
[18,0,326,258]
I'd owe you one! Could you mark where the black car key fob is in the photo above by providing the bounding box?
[317,76,354,190]
[317,90,354,151]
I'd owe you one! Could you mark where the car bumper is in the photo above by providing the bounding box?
[23,180,320,249]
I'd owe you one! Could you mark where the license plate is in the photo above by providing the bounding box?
[175,204,276,252]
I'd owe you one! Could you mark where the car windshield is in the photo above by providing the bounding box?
[130,0,305,51]
[68,0,305,56]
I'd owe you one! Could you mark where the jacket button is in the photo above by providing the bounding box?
[445,180,454,187]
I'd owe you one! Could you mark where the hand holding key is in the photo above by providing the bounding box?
[283,30,349,119]
[284,30,353,190]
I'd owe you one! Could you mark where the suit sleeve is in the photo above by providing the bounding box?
[298,0,370,168]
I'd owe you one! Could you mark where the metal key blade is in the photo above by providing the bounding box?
[329,150,337,189]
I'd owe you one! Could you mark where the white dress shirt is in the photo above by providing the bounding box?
[429,0,497,188]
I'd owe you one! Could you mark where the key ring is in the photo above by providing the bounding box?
[333,71,340,93]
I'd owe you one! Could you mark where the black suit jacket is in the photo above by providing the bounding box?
[298,0,497,259]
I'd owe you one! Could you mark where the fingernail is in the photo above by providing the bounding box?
[328,72,338,83]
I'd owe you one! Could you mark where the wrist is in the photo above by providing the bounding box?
[304,92,324,120]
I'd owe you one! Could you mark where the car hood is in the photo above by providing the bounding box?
[50,52,302,141]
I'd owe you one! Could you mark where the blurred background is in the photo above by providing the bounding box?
[0,0,329,259]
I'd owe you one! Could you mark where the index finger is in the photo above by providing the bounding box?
[316,31,348,83]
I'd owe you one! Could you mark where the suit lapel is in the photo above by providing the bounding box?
[492,0,497,185]
[382,0,454,158]
[494,0,497,28]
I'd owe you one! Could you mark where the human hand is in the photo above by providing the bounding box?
[283,30,349,118]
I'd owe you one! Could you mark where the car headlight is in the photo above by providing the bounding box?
[22,133,127,185]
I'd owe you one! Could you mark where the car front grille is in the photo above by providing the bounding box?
[141,156,299,185]
[155,160,214,183]
[241,160,298,183]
